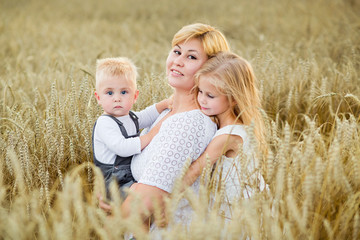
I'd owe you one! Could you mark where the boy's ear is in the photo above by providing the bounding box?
[134,89,139,102]
[94,92,100,102]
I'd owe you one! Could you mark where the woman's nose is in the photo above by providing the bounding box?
[173,56,184,67]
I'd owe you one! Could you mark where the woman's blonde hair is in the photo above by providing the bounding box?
[194,51,266,153]
[172,23,230,57]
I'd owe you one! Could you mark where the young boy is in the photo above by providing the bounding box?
[92,57,170,198]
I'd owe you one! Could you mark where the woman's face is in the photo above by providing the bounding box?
[166,38,208,91]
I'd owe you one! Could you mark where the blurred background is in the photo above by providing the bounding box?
[0,0,359,238]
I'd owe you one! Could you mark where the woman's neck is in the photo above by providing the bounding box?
[171,91,197,113]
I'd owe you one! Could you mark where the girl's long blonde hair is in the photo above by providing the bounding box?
[194,51,266,154]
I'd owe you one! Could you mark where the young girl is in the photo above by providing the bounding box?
[183,51,267,220]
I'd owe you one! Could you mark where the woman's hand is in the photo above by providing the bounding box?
[97,193,112,214]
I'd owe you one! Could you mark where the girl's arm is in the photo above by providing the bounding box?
[182,134,243,187]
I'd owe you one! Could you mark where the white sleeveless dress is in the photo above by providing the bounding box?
[211,125,266,220]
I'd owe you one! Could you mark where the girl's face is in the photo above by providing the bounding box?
[197,75,231,117]
[166,38,208,91]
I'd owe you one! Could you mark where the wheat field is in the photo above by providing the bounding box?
[0,0,359,239]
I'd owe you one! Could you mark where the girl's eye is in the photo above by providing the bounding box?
[107,91,113,96]
[198,89,203,94]
[174,50,181,55]
[207,94,214,99]
[121,90,127,95]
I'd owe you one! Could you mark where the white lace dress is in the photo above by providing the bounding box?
[131,109,217,193]
[130,109,217,232]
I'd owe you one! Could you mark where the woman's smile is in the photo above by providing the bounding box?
[170,69,184,76]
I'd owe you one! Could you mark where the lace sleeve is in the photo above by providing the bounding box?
[137,110,216,193]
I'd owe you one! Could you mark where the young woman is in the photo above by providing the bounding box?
[99,23,230,227]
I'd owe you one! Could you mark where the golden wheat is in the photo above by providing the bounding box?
[1,0,360,239]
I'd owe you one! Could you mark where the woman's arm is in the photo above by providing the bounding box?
[121,183,168,223]
[96,183,169,231]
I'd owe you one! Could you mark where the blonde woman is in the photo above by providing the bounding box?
[99,23,230,227]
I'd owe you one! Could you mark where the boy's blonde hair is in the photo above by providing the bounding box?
[194,51,266,152]
[95,57,138,91]
[172,23,230,58]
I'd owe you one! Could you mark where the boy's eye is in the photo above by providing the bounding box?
[107,91,113,96]
[121,90,127,95]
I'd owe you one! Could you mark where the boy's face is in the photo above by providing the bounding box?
[95,75,139,117]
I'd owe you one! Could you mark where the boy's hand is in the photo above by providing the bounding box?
[155,95,173,113]
[166,95,174,110]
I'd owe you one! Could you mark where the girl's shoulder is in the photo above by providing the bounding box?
[212,124,253,155]
[211,125,248,158]
[213,124,247,139]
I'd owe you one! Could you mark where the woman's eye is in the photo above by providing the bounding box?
[174,50,181,55]
[198,89,203,94]
[188,55,197,60]
[208,94,214,99]
[107,91,113,96]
